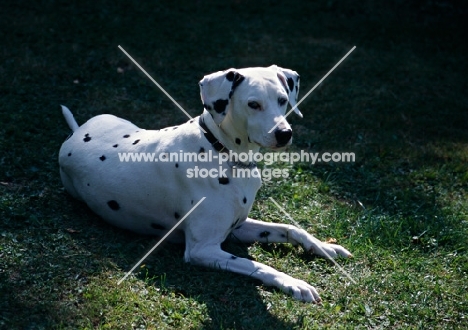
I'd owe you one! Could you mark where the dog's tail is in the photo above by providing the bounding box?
[61,105,79,132]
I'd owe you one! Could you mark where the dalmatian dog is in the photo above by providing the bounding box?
[59,65,352,303]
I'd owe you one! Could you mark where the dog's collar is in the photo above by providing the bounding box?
[199,115,228,153]
[198,115,257,169]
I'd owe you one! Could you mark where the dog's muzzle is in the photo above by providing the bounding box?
[275,128,292,147]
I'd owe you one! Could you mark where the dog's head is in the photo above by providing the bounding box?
[199,65,301,149]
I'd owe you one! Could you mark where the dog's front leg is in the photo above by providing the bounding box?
[185,242,322,302]
[230,218,352,259]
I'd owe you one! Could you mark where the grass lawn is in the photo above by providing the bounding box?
[1,0,467,329]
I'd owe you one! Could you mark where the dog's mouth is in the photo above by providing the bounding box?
[248,136,292,150]
[250,140,291,151]
[262,141,291,150]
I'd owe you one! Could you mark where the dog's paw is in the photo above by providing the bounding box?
[306,235,353,259]
[275,275,321,303]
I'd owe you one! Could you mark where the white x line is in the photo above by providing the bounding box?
[117,197,206,285]
[268,46,356,133]
[118,45,206,133]
[269,197,357,284]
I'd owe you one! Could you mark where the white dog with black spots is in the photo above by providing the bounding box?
[59,65,352,302]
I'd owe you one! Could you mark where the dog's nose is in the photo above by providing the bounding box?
[275,128,292,147]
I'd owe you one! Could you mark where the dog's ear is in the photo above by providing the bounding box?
[274,66,302,118]
[199,69,245,125]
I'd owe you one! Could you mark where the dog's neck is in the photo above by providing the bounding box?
[200,110,260,155]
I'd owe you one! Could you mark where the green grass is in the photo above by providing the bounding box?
[1,0,467,328]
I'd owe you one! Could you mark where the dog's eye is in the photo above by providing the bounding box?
[248,101,261,110]
[278,98,287,106]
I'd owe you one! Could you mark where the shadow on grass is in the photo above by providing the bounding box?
[2,192,302,329]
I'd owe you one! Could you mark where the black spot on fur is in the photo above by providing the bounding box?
[190,119,194,123]
[287,77,294,92]
[281,234,286,238]
[230,255,238,260]
[173,126,178,130]
[83,133,91,142]
[113,144,118,148]
[235,138,241,145]
[123,134,130,138]
[151,223,165,230]
[230,73,245,98]
[99,155,106,161]
[67,152,72,157]
[132,139,140,145]
[226,71,235,81]
[243,197,247,204]
[175,163,179,168]
[107,200,120,211]
[213,99,229,113]
[203,103,212,111]
[174,212,180,219]
[259,231,271,238]
[87,183,90,186]
[191,200,194,205]
[218,177,229,185]
[232,73,245,87]
[199,147,206,159]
